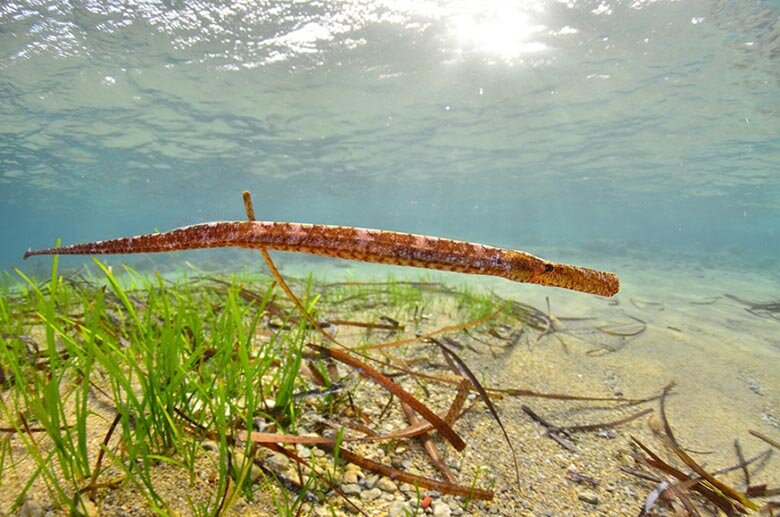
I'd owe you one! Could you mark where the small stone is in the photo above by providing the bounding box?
[578,489,600,505]
[342,470,359,484]
[342,498,362,514]
[364,473,379,489]
[265,452,289,473]
[268,317,285,330]
[388,501,413,517]
[200,440,218,452]
[648,414,663,434]
[253,417,268,432]
[377,477,398,493]
[76,497,99,517]
[18,499,44,517]
[341,483,361,496]
[232,450,263,482]
[619,452,635,467]
[360,487,382,501]
[432,501,452,517]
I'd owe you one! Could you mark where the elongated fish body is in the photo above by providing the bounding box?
[24,221,619,297]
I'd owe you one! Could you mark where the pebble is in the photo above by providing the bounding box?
[341,483,362,496]
[432,501,452,517]
[618,452,635,467]
[232,450,263,482]
[390,457,405,469]
[364,473,379,489]
[344,463,362,473]
[76,497,99,517]
[360,487,382,501]
[376,477,398,493]
[648,414,663,434]
[443,496,462,515]
[342,470,360,484]
[295,444,311,458]
[18,499,43,517]
[388,501,413,517]
[265,452,289,474]
[342,497,362,514]
[200,440,218,452]
[577,489,600,505]
[399,459,414,470]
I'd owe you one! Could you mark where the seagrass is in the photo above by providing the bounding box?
[24,221,619,296]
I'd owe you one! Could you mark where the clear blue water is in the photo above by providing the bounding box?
[3,1,780,508]
[1,0,778,275]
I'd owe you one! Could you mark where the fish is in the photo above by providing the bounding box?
[24,220,619,297]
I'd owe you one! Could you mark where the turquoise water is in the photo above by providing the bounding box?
[3,2,780,512]
[1,0,778,274]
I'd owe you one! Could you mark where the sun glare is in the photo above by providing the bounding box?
[447,0,547,62]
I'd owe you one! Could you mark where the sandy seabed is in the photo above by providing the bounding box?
[281,251,780,515]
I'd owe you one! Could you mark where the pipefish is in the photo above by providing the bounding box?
[24,221,619,296]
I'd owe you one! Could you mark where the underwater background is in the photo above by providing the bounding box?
[2,2,780,515]
[2,0,778,277]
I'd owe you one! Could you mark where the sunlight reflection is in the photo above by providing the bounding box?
[445,0,547,62]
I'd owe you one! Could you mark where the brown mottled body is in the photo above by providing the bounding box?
[24,221,619,296]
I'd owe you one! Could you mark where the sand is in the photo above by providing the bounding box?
[280,250,780,515]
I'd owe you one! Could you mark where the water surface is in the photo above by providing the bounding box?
[2,0,778,274]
